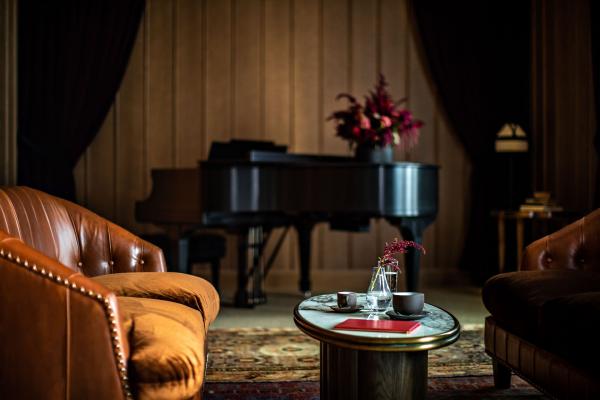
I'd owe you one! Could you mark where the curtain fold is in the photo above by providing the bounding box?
[592,0,600,206]
[18,0,145,200]
[410,1,531,280]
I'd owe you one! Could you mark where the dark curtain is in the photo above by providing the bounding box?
[411,1,531,281]
[592,1,600,206]
[18,0,145,201]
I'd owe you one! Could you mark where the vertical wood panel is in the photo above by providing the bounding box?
[264,0,293,272]
[294,0,322,271]
[321,0,351,270]
[233,0,262,139]
[293,0,320,153]
[147,0,175,172]
[380,0,408,98]
[379,0,409,254]
[205,0,236,272]
[116,19,146,231]
[322,0,351,156]
[264,0,291,145]
[349,0,378,270]
[407,29,437,270]
[205,0,232,149]
[175,0,204,166]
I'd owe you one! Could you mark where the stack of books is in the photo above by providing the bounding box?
[519,192,563,212]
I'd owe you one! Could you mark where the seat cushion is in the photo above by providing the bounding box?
[92,272,219,331]
[539,292,600,371]
[482,270,600,343]
[118,296,207,400]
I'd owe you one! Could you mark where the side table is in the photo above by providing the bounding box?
[293,293,460,400]
[492,210,580,272]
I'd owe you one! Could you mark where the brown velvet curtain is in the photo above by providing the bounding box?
[18,0,145,201]
[411,1,531,281]
[592,1,600,206]
[531,0,596,212]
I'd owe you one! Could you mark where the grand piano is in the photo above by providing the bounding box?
[136,140,438,307]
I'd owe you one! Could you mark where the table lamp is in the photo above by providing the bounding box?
[495,123,529,209]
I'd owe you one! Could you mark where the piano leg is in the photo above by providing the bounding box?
[166,226,189,273]
[250,226,267,305]
[235,228,251,307]
[295,220,315,297]
[235,227,267,308]
[389,217,433,292]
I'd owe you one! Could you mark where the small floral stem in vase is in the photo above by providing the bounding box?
[379,238,426,271]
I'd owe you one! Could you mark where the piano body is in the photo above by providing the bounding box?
[136,140,438,307]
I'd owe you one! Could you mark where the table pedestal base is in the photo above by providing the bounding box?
[320,342,427,400]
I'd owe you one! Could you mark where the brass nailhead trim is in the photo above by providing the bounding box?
[0,247,132,398]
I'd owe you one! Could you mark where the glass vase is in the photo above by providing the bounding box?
[379,258,399,293]
[366,265,392,311]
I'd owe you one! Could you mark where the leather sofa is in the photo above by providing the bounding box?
[0,187,219,399]
[483,209,600,399]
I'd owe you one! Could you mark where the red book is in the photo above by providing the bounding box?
[333,318,421,334]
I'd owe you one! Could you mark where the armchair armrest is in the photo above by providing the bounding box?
[0,233,131,400]
[521,209,600,271]
[92,272,220,331]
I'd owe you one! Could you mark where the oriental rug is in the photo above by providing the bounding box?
[205,326,548,399]
[206,326,492,383]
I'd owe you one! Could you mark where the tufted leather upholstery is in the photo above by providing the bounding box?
[484,209,600,399]
[521,208,600,272]
[0,186,166,275]
[0,187,219,400]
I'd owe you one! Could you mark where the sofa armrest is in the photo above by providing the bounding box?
[521,209,600,271]
[91,272,220,331]
[0,233,131,400]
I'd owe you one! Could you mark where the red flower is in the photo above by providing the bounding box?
[381,238,426,263]
[328,74,424,149]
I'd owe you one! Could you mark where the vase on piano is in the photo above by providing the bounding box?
[354,145,393,163]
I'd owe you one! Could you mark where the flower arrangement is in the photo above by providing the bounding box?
[379,238,426,271]
[328,74,424,149]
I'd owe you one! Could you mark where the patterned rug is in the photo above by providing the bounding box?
[205,326,548,399]
[205,377,547,400]
[206,326,492,382]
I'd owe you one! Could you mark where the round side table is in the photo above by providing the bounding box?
[293,293,460,400]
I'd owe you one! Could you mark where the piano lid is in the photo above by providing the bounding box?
[208,140,287,160]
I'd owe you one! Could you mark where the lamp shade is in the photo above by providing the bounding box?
[495,123,528,152]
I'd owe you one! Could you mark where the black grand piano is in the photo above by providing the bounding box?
[136,140,438,307]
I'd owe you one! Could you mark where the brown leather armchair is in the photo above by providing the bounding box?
[0,187,219,399]
[483,209,600,399]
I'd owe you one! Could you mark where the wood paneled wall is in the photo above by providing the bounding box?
[0,0,17,186]
[74,0,471,286]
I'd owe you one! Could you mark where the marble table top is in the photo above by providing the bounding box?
[296,293,459,341]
